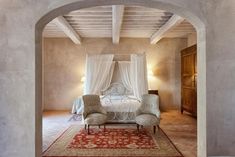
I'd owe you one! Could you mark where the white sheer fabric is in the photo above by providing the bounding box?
[72,53,149,115]
[118,61,132,91]
[101,62,115,92]
[84,54,114,94]
[130,54,148,100]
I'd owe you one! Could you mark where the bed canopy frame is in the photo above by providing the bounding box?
[71,53,150,123]
[84,53,148,100]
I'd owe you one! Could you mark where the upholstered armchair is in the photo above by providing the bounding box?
[135,94,160,134]
[82,95,107,134]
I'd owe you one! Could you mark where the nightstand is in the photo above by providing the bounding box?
[148,90,158,95]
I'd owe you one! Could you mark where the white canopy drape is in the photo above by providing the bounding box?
[101,62,115,92]
[72,53,149,114]
[118,61,132,91]
[130,54,148,100]
[84,54,114,94]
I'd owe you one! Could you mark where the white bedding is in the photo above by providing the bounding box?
[71,95,141,122]
[101,95,141,113]
[71,95,140,114]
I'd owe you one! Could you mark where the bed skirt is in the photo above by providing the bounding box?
[106,112,136,123]
[70,112,136,123]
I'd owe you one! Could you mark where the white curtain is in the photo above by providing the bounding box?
[130,54,148,100]
[84,54,114,94]
[118,61,132,91]
[101,61,115,92]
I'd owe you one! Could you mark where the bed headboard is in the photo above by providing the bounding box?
[100,82,139,104]
[101,82,128,96]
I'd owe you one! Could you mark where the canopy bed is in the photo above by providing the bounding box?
[71,53,158,123]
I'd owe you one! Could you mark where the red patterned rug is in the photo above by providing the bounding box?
[43,125,183,157]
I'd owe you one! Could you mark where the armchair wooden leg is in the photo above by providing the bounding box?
[87,125,90,134]
[84,124,87,130]
[137,124,139,132]
[98,125,100,129]
[153,126,156,134]
[104,124,106,132]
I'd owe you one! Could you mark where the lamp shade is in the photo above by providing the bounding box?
[81,76,85,82]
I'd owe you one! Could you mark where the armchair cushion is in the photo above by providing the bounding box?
[84,113,107,125]
[136,114,160,126]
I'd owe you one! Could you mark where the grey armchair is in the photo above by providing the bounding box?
[82,95,107,134]
[135,94,160,134]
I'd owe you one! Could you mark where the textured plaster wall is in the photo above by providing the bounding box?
[205,1,235,155]
[1,0,235,157]
[42,38,45,111]
[43,38,186,111]
[187,33,197,47]
[0,1,36,157]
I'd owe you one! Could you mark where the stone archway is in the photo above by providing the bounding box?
[35,1,206,157]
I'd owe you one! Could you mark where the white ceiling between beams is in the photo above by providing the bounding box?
[43,5,196,44]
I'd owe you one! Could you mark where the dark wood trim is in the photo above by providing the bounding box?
[148,90,158,95]
[181,44,197,56]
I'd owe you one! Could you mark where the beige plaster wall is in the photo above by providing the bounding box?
[1,0,235,157]
[205,1,235,155]
[187,33,197,47]
[43,38,187,111]
[42,38,45,111]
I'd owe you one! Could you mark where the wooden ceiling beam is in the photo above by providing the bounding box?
[53,16,82,44]
[112,5,125,44]
[150,15,184,44]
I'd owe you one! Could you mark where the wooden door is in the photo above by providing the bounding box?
[181,45,197,116]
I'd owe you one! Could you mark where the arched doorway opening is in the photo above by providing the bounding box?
[35,1,206,157]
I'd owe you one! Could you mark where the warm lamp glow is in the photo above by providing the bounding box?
[148,69,154,76]
[147,67,155,82]
[81,76,85,82]
[147,64,154,77]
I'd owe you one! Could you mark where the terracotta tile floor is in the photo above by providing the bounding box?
[43,110,197,157]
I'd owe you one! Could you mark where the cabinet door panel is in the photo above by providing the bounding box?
[182,76,194,87]
[181,44,197,117]
[194,53,197,74]
[182,54,194,76]
[192,91,197,116]
[182,88,195,112]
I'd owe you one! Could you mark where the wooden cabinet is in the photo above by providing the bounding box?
[181,45,197,117]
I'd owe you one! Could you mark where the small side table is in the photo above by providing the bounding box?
[148,90,158,95]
